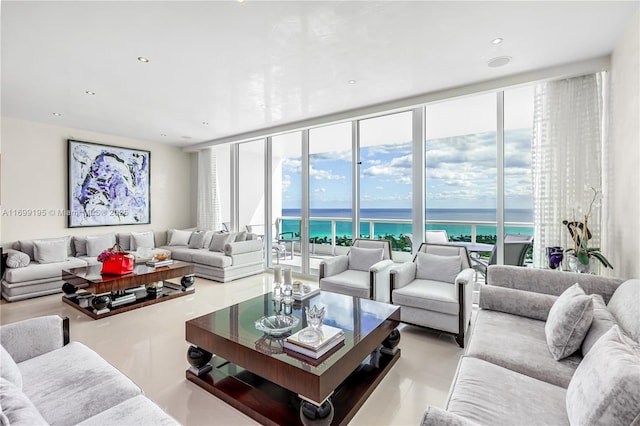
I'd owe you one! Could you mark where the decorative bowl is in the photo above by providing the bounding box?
[155,252,170,261]
[255,315,300,336]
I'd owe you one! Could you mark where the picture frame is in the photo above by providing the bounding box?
[67,139,150,228]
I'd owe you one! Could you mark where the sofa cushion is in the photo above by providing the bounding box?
[348,246,383,272]
[209,232,234,252]
[160,246,193,262]
[168,229,192,246]
[3,258,88,284]
[0,345,22,389]
[0,377,48,426]
[566,325,640,426]
[320,269,371,298]
[416,252,461,283]
[467,310,581,388]
[392,279,458,315]
[33,238,68,264]
[77,395,179,426]
[582,294,618,356]
[188,231,206,249]
[191,250,232,268]
[235,231,247,242]
[117,233,131,250]
[86,233,116,257]
[19,342,142,425]
[545,283,593,360]
[6,251,30,268]
[447,357,569,425]
[131,231,155,250]
[607,278,640,342]
[203,230,215,248]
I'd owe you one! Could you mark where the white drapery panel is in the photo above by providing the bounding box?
[197,148,222,231]
[532,73,606,268]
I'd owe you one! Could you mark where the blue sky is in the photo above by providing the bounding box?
[282,128,533,211]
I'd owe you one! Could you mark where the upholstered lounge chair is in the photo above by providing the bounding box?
[389,243,475,347]
[319,239,394,302]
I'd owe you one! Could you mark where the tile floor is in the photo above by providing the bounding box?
[0,273,466,425]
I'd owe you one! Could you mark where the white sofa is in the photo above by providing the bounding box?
[0,315,179,425]
[1,229,264,301]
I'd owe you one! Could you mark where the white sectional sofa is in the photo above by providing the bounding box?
[1,229,264,301]
[421,265,639,426]
[0,315,179,425]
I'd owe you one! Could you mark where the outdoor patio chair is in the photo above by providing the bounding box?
[471,234,534,279]
[425,230,449,244]
[319,239,394,302]
[389,243,474,347]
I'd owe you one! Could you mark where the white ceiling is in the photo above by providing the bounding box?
[2,1,637,147]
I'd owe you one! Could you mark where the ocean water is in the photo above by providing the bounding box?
[281,208,533,240]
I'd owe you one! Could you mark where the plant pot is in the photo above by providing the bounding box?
[567,255,594,274]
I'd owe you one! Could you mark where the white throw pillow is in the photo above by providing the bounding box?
[130,231,155,250]
[33,238,68,264]
[85,233,116,257]
[348,246,384,272]
[545,283,594,360]
[188,231,207,249]
[6,252,30,268]
[566,325,640,425]
[169,229,192,246]
[209,232,234,252]
[416,252,461,283]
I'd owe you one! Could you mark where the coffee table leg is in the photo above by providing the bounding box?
[381,328,401,355]
[300,398,334,426]
[187,345,213,376]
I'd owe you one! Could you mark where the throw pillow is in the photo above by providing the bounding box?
[581,294,618,356]
[566,325,640,426]
[131,231,155,250]
[203,230,215,248]
[416,252,462,283]
[0,345,22,389]
[235,231,247,242]
[73,236,88,257]
[15,240,36,261]
[209,232,233,252]
[545,283,594,360]
[33,238,68,264]
[85,233,116,257]
[188,231,207,249]
[169,229,192,246]
[0,377,48,425]
[6,251,30,268]
[348,246,384,272]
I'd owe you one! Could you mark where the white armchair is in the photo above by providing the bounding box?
[319,239,394,302]
[389,243,475,347]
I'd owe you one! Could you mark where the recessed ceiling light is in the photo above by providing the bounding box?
[52,112,62,116]
[85,90,95,95]
[137,56,150,63]
[491,38,503,45]
[160,133,167,137]
[202,121,209,125]
[488,56,512,68]
[348,80,357,85]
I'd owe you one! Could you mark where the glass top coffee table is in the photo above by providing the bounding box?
[62,261,195,319]
[185,290,401,425]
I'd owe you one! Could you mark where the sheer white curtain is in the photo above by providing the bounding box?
[532,73,607,268]
[197,148,222,231]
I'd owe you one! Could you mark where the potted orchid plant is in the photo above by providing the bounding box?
[563,187,613,273]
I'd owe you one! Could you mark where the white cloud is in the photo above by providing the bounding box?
[314,187,327,193]
[310,165,344,180]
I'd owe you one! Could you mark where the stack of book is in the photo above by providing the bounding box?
[146,259,173,267]
[292,283,320,301]
[283,324,345,359]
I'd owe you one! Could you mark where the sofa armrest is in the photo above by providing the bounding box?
[487,265,623,303]
[224,239,263,256]
[480,285,558,321]
[370,259,394,303]
[319,255,349,278]
[389,262,417,291]
[455,268,475,286]
[4,248,30,269]
[421,406,480,426]
[0,315,69,363]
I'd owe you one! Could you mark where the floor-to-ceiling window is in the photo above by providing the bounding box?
[308,122,352,271]
[358,111,413,256]
[425,94,497,245]
[238,139,265,233]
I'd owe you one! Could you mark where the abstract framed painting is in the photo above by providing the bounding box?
[67,139,150,227]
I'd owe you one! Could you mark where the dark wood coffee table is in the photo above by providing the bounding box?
[185,291,401,425]
[62,261,195,319]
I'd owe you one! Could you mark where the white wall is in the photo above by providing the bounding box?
[0,117,194,245]
[607,10,640,279]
